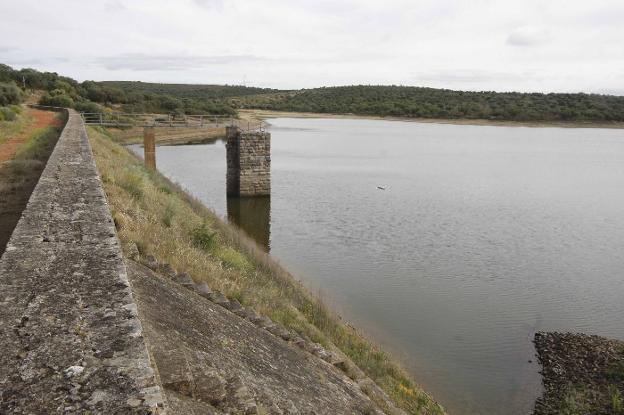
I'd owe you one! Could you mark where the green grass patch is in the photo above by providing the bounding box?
[607,361,624,382]
[191,222,217,251]
[0,107,28,145]
[118,169,145,200]
[215,246,253,272]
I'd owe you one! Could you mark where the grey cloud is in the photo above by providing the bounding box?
[506,27,550,47]
[413,69,542,84]
[0,53,68,66]
[96,53,267,71]
[193,0,224,9]
[105,0,127,12]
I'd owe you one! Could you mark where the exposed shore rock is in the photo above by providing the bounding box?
[533,332,624,414]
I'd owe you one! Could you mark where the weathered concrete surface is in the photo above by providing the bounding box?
[127,260,383,414]
[0,110,165,413]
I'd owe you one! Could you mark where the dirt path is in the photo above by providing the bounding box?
[0,108,61,165]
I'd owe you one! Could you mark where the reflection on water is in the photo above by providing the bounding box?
[227,196,271,251]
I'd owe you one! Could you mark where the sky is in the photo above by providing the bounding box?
[1,0,623,94]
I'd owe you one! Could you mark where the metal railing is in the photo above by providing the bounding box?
[79,111,266,131]
[80,112,232,128]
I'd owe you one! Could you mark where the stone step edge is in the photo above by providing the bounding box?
[135,252,407,415]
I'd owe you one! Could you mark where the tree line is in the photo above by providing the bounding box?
[0,64,262,115]
[231,85,624,122]
[2,63,624,123]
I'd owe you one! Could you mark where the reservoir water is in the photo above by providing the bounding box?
[131,118,624,414]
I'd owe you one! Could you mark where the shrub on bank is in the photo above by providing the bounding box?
[0,106,17,121]
[74,100,102,114]
[0,82,22,106]
[39,92,75,108]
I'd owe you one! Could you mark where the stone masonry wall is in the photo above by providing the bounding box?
[225,126,240,196]
[0,110,165,413]
[226,128,270,197]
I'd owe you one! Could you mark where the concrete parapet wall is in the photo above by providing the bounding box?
[0,110,165,413]
[226,127,271,197]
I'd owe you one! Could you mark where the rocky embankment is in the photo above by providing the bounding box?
[127,255,406,414]
[533,332,624,414]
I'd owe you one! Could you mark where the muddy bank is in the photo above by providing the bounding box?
[533,332,624,414]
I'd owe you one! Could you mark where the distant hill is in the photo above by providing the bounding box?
[3,63,624,122]
[229,85,624,122]
[98,81,280,100]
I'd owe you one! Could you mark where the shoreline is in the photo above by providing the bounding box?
[240,109,624,129]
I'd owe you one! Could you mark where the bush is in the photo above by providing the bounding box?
[74,100,101,113]
[0,82,22,106]
[39,92,74,108]
[191,223,217,251]
[0,106,17,121]
[119,170,144,199]
[162,202,176,227]
[9,104,21,114]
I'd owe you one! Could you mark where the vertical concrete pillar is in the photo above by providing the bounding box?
[143,126,156,170]
[226,127,270,197]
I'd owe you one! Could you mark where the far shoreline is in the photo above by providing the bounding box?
[240,109,624,129]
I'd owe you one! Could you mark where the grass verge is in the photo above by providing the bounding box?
[88,126,445,415]
[0,106,29,145]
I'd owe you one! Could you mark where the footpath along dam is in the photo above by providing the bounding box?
[0,109,411,414]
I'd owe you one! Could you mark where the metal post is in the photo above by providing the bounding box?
[143,126,156,170]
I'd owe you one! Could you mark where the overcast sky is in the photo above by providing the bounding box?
[1,0,623,94]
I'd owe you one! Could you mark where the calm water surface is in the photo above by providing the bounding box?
[131,118,624,414]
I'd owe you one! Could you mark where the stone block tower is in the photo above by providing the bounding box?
[226,126,271,196]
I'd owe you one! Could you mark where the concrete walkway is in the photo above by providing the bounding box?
[0,110,165,413]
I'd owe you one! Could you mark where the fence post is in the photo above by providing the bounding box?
[144,126,156,170]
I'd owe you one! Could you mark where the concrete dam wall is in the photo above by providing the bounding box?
[0,110,165,413]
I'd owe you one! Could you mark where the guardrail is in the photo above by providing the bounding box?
[29,106,266,131]
[80,111,266,131]
[80,112,232,128]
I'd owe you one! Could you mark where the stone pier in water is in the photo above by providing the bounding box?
[226,126,271,197]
